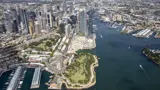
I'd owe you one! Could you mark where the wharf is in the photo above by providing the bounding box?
[6,66,23,90]
[30,67,42,89]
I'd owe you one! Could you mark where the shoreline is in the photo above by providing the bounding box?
[142,51,160,66]
[60,55,98,89]
[0,63,46,77]
[154,32,160,38]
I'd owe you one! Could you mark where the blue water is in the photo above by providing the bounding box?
[0,71,12,90]
[94,19,160,90]
[1,18,160,90]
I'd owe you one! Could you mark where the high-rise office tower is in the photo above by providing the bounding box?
[12,20,18,33]
[19,8,29,34]
[0,23,6,33]
[87,8,94,36]
[3,11,13,33]
[28,11,36,20]
[46,24,51,32]
[43,4,48,13]
[62,0,67,12]
[78,8,88,36]
[65,24,71,37]
[10,8,19,32]
[47,12,53,27]
[28,19,35,36]
[52,15,56,26]
[39,5,48,31]
[41,13,47,30]
[63,16,69,24]
[36,10,43,30]
[35,21,41,35]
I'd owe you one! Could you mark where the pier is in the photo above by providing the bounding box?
[6,66,23,90]
[132,29,153,38]
[30,67,42,89]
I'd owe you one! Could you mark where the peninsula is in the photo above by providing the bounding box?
[142,48,160,66]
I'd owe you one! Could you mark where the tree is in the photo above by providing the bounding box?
[35,47,44,51]
[41,62,45,65]
[46,41,52,47]
[23,45,28,49]
[50,51,54,57]
[23,54,27,59]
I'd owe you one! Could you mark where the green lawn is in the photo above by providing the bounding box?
[28,37,59,51]
[37,43,46,49]
[64,52,95,84]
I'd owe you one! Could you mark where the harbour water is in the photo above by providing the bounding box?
[94,18,160,90]
[1,18,160,90]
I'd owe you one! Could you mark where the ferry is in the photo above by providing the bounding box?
[128,47,130,49]
[139,65,143,70]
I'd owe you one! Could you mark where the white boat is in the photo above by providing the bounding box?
[139,65,143,70]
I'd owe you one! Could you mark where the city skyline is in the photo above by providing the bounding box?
[0,0,160,90]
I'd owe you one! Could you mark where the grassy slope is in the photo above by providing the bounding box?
[64,52,95,84]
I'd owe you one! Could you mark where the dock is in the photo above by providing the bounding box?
[6,66,23,90]
[132,29,153,38]
[30,67,42,89]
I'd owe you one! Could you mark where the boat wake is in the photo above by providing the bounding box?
[139,65,150,80]
[98,30,103,38]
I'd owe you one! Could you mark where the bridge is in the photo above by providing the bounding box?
[0,0,64,3]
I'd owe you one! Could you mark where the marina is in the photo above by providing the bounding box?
[132,29,153,38]
[2,66,27,90]
[6,66,23,90]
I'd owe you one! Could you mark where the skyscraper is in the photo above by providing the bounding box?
[87,8,94,36]
[47,12,53,28]
[28,19,35,36]
[41,13,47,30]
[3,11,13,33]
[65,24,71,37]
[12,20,18,33]
[35,21,41,35]
[19,8,29,34]
[78,8,88,36]
[0,23,6,33]
[10,8,19,33]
